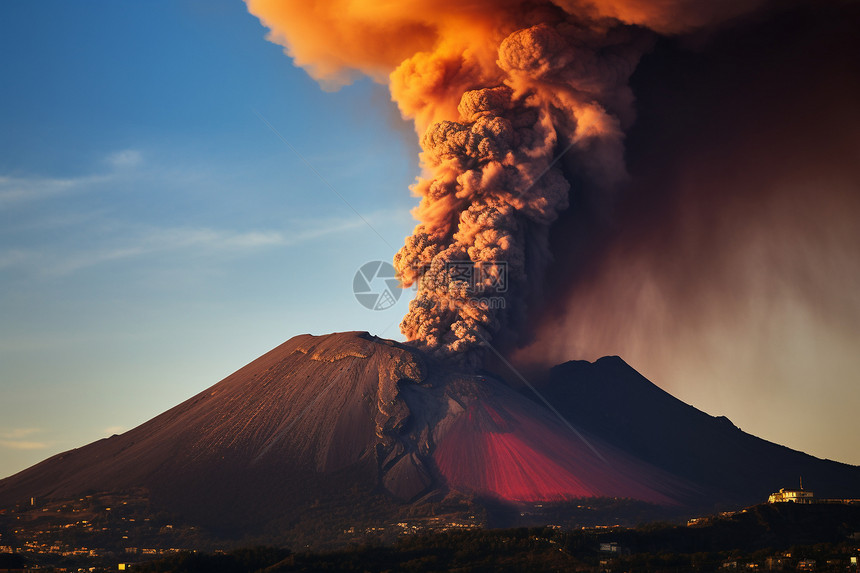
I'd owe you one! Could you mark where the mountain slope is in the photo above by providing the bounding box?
[0,332,425,532]
[1,332,857,541]
[0,333,684,532]
[539,356,860,505]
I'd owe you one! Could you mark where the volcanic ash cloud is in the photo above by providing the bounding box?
[392,22,640,367]
[245,0,765,367]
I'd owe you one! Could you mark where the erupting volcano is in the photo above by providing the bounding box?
[247,0,723,366]
[2,332,858,545]
[2,0,859,551]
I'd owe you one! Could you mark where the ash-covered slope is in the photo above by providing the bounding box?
[1,332,857,540]
[0,332,428,532]
[0,333,688,533]
[540,357,860,506]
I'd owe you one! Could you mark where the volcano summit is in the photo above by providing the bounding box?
[1,332,858,546]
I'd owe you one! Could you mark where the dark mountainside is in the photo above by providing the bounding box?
[538,358,860,506]
[541,356,860,505]
[0,332,857,546]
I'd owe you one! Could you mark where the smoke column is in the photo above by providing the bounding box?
[389,23,641,367]
[245,0,772,367]
[511,1,860,463]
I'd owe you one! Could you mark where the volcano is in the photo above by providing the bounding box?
[1,332,858,543]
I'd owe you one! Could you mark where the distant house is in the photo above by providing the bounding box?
[767,488,814,504]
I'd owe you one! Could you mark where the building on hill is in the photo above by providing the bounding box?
[768,488,815,504]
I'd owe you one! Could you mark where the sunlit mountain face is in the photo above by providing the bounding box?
[2,332,858,548]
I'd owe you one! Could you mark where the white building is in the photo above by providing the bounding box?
[768,488,814,504]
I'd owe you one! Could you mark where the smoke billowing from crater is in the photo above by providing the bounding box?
[508,1,860,462]
[246,0,777,366]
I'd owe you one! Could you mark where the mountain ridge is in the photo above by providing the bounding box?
[539,355,860,504]
[1,331,857,543]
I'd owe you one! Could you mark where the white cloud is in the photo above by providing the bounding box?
[0,428,40,439]
[0,148,140,208]
[0,210,108,235]
[0,211,379,276]
[46,227,292,275]
[106,149,142,169]
[0,428,48,450]
[0,174,109,207]
[0,440,48,450]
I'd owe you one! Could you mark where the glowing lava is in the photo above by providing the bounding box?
[432,376,682,504]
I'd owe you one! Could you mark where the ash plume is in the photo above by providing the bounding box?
[509,1,860,462]
[245,0,772,366]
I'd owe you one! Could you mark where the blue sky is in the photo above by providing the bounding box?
[0,0,419,477]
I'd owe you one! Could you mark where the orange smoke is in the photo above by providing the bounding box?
[244,0,772,366]
[245,0,766,124]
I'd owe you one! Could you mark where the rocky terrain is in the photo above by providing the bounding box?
[1,331,858,546]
